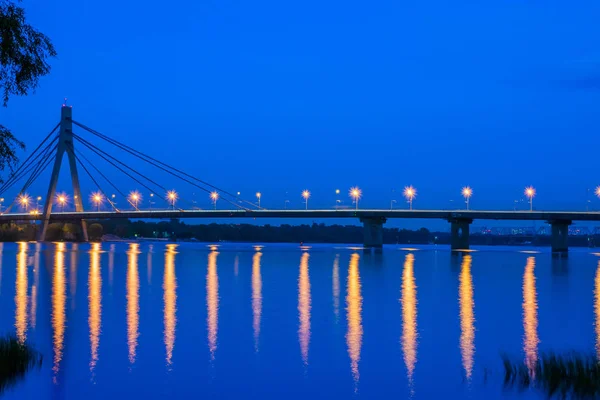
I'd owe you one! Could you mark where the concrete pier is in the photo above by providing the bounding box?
[549,220,571,254]
[449,218,472,250]
[360,217,386,250]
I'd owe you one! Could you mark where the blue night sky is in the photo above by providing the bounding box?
[2,1,600,227]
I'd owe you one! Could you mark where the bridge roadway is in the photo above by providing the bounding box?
[3,209,600,222]
[5,209,596,253]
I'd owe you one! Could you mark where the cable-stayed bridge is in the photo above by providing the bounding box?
[1,105,599,253]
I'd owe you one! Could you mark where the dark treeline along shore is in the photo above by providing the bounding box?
[0,219,598,248]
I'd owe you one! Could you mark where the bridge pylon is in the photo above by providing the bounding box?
[39,105,88,241]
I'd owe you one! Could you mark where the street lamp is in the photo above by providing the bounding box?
[91,192,103,211]
[349,187,361,210]
[19,194,30,211]
[129,191,142,210]
[149,193,155,209]
[0,197,4,213]
[56,193,67,212]
[302,190,310,210]
[525,186,535,211]
[256,192,262,208]
[404,186,416,210]
[210,191,219,210]
[390,199,397,210]
[167,190,177,210]
[462,186,473,210]
[596,186,600,199]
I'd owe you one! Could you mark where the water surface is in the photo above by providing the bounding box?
[0,242,597,399]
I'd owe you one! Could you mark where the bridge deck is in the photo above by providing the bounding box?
[3,209,600,222]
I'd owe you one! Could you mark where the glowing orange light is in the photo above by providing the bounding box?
[462,186,472,199]
[210,192,219,201]
[19,194,30,208]
[525,186,535,199]
[129,191,142,208]
[91,192,103,206]
[256,192,261,199]
[404,186,416,200]
[302,190,310,200]
[595,186,600,198]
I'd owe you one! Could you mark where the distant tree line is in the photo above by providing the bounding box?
[96,218,437,244]
[0,219,597,248]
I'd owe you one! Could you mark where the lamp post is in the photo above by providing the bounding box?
[167,190,177,210]
[256,192,262,208]
[129,191,141,210]
[92,192,103,211]
[390,199,397,210]
[57,194,66,212]
[462,186,472,210]
[19,195,30,212]
[404,186,416,210]
[525,186,535,211]
[302,190,310,210]
[210,191,219,210]
[349,187,361,210]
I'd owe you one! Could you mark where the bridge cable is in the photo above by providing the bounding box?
[73,147,135,211]
[69,144,119,212]
[0,122,59,193]
[72,124,248,210]
[72,135,180,211]
[19,141,59,193]
[73,131,238,210]
[0,130,60,195]
[3,141,58,213]
[72,121,255,210]
[72,133,177,203]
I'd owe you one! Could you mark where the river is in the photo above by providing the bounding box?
[0,242,597,399]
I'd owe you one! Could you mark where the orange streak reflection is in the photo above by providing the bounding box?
[127,243,140,365]
[346,253,363,389]
[15,242,28,344]
[523,257,539,377]
[401,253,417,389]
[298,252,311,366]
[252,251,263,352]
[207,250,219,360]
[459,254,475,380]
[52,242,66,382]
[164,244,177,367]
[89,243,102,374]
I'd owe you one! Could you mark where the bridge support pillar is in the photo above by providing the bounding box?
[360,217,386,250]
[549,220,571,254]
[449,218,472,251]
[39,105,88,242]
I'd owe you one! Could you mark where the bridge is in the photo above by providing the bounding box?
[1,105,598,253]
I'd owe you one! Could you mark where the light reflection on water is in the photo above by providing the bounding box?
[401,253,417,393]
[523,256,539,377]
[2,243,600,399]
[164,244,177,367]
[52,242,66,383]
[89,243,102,375]
[127,243,140,365]
[346,252,362,390]
[15,242,28,344]
[459,254,475,381]
[252,250,262,352]
[298,252,311,366]
[207,249,219,360]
